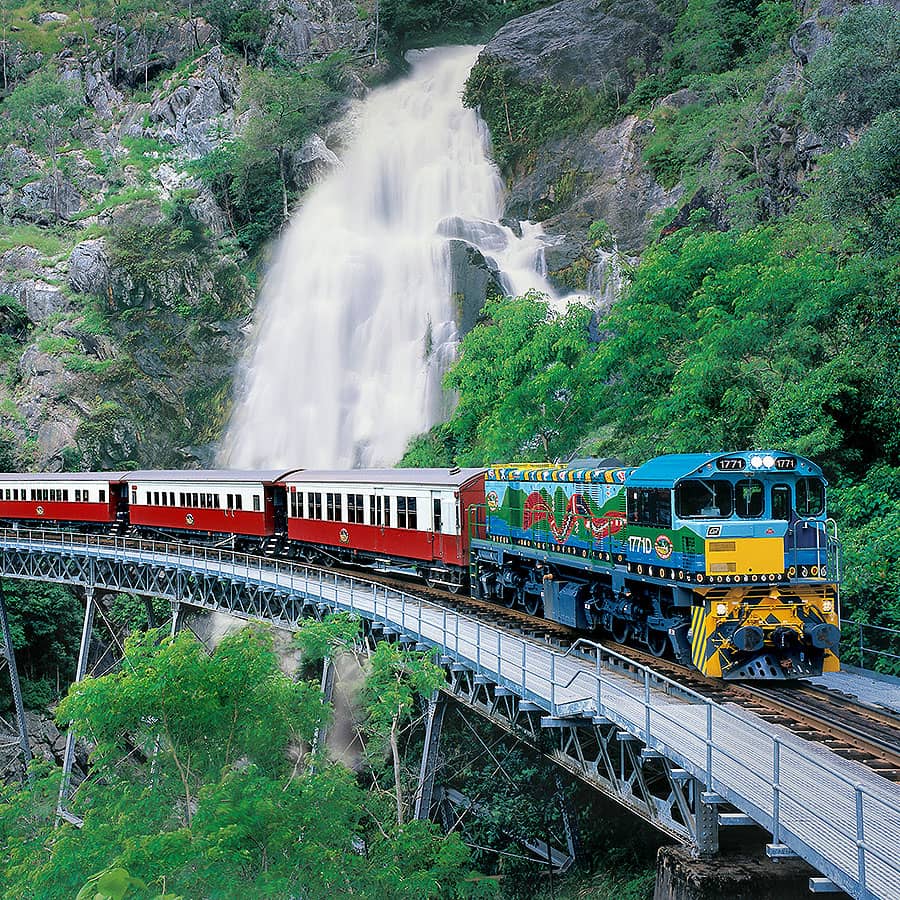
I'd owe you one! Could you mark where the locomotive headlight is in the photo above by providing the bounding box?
[823,599,834,614]
[750,455,763,469]
[716,602,727,617]
[762,454,775,468]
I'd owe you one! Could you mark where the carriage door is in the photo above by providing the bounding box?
[431,491,445,561]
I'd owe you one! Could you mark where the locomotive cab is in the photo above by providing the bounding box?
[626,452,842,680]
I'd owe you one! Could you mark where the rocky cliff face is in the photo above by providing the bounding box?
[0,2,369,470]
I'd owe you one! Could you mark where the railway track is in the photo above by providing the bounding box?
[350,567,900,781]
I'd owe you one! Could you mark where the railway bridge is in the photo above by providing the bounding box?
[0,528,897,900]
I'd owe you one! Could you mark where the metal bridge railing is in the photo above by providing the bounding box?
[0,527,897,900]
[841,620,900,677]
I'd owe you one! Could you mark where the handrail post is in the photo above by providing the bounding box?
[595,650,601,712]
[855,784,866,891]
[858,622,865,669]
[706,702,713,789]
[521,639,526,686]
[550,652,556,714]
[644,668,651,742]
[476,622,481,668]
[772,738,781,844]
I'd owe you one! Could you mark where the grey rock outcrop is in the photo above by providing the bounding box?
[0,278,70,324]
[509,114,682,267]
[289,133,342,190]
[148,47,240,158]
[262,0,373,65]
[68,239,111,295]
[18,174,82,223]
[478,0,672,93]
[112,16,216,87]
[447,240,504,337]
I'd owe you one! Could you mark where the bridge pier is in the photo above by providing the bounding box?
[0,584,31,776]
[413,692,446,820]
[653,845,818,900]
[58,585,96,823]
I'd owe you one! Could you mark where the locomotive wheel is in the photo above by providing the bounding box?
[610,617,630,643]
[501,590,517,608]
[647,628,669,658]
[447,579,463,595]
[523,593,541,617]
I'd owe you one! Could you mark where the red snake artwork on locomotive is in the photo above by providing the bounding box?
[522,492,626,543]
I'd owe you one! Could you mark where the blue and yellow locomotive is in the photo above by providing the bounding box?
[470,451,841,680]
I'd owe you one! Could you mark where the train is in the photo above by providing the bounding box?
[0,450,842,681]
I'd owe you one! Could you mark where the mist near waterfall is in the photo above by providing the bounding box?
[223,46,557,470]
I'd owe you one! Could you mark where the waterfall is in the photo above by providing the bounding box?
[222,46,558,470]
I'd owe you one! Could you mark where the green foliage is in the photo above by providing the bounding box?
[464,59,618,172]
[294,611,361,664]
[830,468,900,648]
[380,0,550,47]
[820,110,900,255]
[0,69,84,159]
[0,629,485,899]
[107,205,208,287]
[803,5,900,141]
[0,580,82,709]
[0,224,70,257]
[192,57,346,251]
[200,0,271,63]
[417,293,600,465]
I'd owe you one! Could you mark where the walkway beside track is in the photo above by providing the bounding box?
[0,529,898,900]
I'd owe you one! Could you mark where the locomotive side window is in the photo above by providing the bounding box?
[735,480,764,518]
[796,477,825,516]
[675,480,732,518]
[627,488,672,527]
[772,485,791,520]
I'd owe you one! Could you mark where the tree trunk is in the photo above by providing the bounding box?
[390,713,403,826]
[278,149,289,224]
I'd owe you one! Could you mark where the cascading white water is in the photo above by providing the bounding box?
[223,46,558,470]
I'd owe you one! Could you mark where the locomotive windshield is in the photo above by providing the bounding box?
[734,479,764,518]
[796,477,825,516]
[675,480,733,518]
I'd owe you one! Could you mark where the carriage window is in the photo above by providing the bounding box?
[162,493,168,506]
[193,493,200,507]
[348,493,364,524]
[370,495,384,526]
[384,496,391,527]
[146,492,151,504]
[307,493,321,519]
[397,496,407,528]
[433,499,442,533]
[735,480,764,518]
[327,492,342,521]
[228,493,234,510]
[772,485,791,520]
[63,490,69,501]
[628,487,673,527]
[4,489,10,500]
[796,477,825,517]
[170,492,175,506]
[675,480,732,519]
[74,489,80,502]
[214,494,220,509]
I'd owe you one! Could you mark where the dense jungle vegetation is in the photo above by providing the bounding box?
[405,1,900,659]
